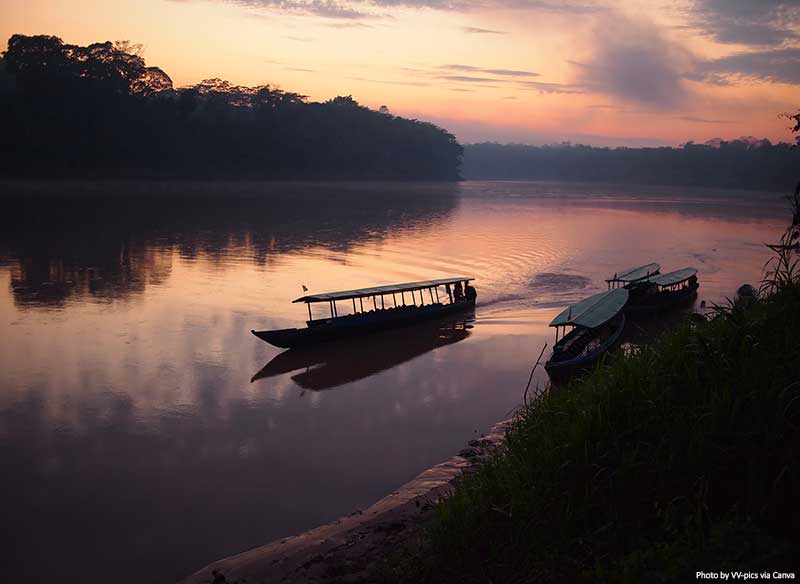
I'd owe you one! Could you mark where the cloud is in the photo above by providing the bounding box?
[687,0,800,46]
[362,0,600,11]
[347,76,430,86]
[518,80,584,94]
[325,21,374,28]
[197,0,602,20]
[225,0,372,19]
[462,26,507,34]
[573,13,694,109]
[682,71,734,86]
[440,64,539,77]
[695,47,800,85]
[497,0,599,14]
[440,74,501,83]
[403,64,577,93]
[675,116,738,124]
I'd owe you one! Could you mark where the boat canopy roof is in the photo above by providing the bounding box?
[293,277,474,304]
[550,288,629,329]
[647,267,697,287]
[606,263,660,284]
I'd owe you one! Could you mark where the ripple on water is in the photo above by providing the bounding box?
[529,272,592,291]
[527,272,594,306]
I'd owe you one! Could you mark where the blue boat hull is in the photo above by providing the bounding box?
[545,312,626,383]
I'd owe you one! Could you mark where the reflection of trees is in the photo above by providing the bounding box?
[9,244,173,307]
[0,182,459,307]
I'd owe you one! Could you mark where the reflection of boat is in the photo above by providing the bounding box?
[545,288,628,383]
[605,262,660,289]
[625,268,699,316]
[251,277,476,349]
[251,314,473,390]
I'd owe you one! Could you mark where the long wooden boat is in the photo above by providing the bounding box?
[625,267,699,316]
[545,288,628,383]
[252,277,476,349]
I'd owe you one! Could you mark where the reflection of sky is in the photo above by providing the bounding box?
[0,181,789,584]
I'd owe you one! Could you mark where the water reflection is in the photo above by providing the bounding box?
[460,180,787,222]
[252,313,474,391]
[0,180,459,308]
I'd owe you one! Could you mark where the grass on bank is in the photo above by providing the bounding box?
[384,223,800,583]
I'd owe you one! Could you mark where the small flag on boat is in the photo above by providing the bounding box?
[302,284,308,292]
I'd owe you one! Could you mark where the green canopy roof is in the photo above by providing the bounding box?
[648,267,697,287]
[606,263,660,284]
[550,288,629,329]
[293,277,474,303]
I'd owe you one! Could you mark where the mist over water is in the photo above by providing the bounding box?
[0,180,787,584]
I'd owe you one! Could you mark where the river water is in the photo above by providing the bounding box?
[0,180,788,583]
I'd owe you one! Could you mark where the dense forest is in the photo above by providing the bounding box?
[0,34,463,180]
[462,138,800,191]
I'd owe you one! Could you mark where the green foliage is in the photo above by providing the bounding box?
[762,185,800,295]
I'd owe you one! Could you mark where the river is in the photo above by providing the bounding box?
[0,179,788,583]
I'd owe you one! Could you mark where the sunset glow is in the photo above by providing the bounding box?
[3,0,799,145]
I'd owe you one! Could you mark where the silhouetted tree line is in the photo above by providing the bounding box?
[463,136,800,191]
[0,34,462,179]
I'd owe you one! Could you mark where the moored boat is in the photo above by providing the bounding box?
[251,277,476,349]
[545,287,628,383]
[625,267,699,316]
[606,263,660,289]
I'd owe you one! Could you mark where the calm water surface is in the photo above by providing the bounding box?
[0,180,788,583]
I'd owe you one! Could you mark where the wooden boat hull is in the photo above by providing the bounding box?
[252,299,475,349]
[545,312,626,383]
[625,281,699,317]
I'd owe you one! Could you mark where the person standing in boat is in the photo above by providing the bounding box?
[464,281,477,302]
[454,281,464,302]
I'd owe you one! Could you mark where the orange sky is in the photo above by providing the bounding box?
[2,0,799,145]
